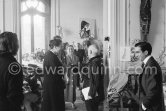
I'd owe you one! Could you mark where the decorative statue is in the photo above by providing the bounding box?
[140,0,152,41]
[57,26,63,37]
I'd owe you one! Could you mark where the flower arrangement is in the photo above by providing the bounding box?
[34,48,45,62]
[22,48,45,65]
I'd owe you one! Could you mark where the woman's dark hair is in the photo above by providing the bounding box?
[0,32,19,56]
[66,45,74,51]
[62,42,69,50]
[135,41,152,55]
[81,21,89,30]
[49,36,62,49]
[53,35,62,40]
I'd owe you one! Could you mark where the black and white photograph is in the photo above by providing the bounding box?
[0,0,166,111]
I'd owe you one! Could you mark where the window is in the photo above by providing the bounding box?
[21,0,50,66]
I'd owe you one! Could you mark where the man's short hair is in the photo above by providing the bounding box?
[0,32,19,56]
[49,37,62,49]
[135,42,152,55]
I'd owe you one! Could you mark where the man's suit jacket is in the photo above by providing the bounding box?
[139,56,165,111]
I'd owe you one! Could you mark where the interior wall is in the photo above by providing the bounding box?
[148,0,165,59]
[60,0,103,44]
[129,0,141,43]
[1,0,164,61]
[0,0,4,33]
[0,0,16,33]
[5,0,14,32]
[129,0,165,61]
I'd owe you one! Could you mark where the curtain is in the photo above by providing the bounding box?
[13,0,22,63]
[0,0,5,33]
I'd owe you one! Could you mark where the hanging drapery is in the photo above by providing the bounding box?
[140,0,152,41]
[13,0,22,62]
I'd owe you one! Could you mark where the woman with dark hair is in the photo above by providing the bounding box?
[53,35,62,40]
[80,20,91,39]
[0,32,24,111]
[41,36,65,111]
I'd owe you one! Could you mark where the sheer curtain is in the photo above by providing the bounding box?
[0,0,5,33]
[13,0,22,63]
[0,0,21,61]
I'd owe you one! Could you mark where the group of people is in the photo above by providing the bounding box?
[128,42,165,111]
[0,31,104,111]
[41,35,105,111]
[0,31,165,111]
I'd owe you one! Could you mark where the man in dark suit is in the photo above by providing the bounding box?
[134,42,165,111]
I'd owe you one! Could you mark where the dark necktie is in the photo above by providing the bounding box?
[138,62,145,99]
[141,62,145,68]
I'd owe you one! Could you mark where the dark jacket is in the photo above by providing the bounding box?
[0,51,23,111]
[82,55,104,102]
[74,49,86,64]
[139,57,165,111]
[41,50,65,111]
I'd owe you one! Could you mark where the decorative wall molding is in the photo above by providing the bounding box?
[127,0,141,44]
[51,0,59,38]
[156,47,166,67]
[3,0,5,31]
[157,0,166,67]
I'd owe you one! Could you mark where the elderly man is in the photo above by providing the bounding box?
[81,44,104,111]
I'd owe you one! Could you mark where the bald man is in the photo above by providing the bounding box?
[82,44,104,111]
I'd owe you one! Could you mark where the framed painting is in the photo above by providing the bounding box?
[79,18,96,39]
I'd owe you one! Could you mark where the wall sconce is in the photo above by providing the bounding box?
[104,36,110,41]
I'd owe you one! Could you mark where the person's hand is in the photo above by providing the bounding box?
[87,96,92,100]
[142,103,146,111]
[66,77,69,84]
[64,73,69,84]
[80,82,83,88]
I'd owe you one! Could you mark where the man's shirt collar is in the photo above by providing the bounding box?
[143,55,152,66]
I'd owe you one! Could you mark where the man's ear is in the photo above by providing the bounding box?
[90,50,92,54]
[52,46,55,50]
[54,46,59,51]
[144,50,148,56]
